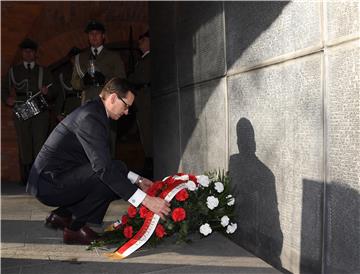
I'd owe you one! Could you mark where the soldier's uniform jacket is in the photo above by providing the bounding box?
[2,62,54,168]
[71,47,126,102]
[3,63,54,102]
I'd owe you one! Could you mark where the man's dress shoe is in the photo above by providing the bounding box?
[45,213,72,230]
[63,226,99,245]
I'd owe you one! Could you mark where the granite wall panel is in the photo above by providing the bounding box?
[153,91,181,179]
[149,2,178,95]
[326,1,360,44]
[325,41,360,274]
[180,78,227,174]
[225,1,321,73]
[176,2,225,87]
[228,54,323,271]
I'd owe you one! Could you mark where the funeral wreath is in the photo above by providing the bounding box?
[89,171,237,257]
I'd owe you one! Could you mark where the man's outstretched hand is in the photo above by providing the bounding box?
[137,177,153,193]
[142,195,171,220]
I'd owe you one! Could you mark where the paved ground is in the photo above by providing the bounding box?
[1,181,281,274]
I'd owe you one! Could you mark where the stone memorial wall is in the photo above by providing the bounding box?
[150,2,359,273]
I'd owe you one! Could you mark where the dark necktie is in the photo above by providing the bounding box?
[27,63,31,70]
[93,48,98,59]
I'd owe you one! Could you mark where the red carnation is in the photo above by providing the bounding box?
[121,214,128,225]
[189,174,197,183]
[175,189,189,202]
[155,224,166,238]
[147,187,157,197]
[127,205,137,218]
[155,181,165,191]
[164,176,175,185]
[171,207,186,222]
[147,181,164,196]
[139,206,149,218]
[123,225,133,239]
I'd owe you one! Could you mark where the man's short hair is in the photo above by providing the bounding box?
[100,78,136,98]
[85,20,106,33]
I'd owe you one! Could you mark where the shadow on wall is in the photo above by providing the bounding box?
[301,180,360,274]
[300,180,323,274]
[228,118,283,270]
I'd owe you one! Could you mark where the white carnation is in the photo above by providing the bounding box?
[199,223,212,236]
[186,180,197,191]
[226,194,235,206]
[173,174,189,181]
[220,215,230,227]
[214,182,224,193]
[206,196,219,210]
[226,223,237,234]
[196,175,210,187]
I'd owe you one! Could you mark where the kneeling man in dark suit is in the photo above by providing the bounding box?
[26,77,170,245]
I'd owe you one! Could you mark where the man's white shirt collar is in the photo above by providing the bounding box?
[91,45,104,55]
[23,62,35,69]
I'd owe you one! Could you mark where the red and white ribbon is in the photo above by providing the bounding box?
[107,181,187,260]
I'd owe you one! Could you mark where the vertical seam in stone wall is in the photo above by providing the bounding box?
[222,1,227,74]
[321,1,328,273]
[321,49,328,274]
[222,1,229,171]
[177,88,182,172]
[224,77,229,171]
[174,3,183,172]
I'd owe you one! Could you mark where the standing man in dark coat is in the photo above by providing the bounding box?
[128,31,153,178]
[26,78,170,245]
[71,20,126,158]
[2,38,55,183]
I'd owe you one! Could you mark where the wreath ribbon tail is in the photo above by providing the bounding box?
[106,251,125,260]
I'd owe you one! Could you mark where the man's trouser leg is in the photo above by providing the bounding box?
[37,163,120,225]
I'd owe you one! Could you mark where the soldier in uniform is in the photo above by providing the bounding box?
[71,20,126,158]
[2,38,55,183]
[128,31,153,179]
[54,47,82,123]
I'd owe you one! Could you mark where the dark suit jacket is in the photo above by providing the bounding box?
[26,97,137,200]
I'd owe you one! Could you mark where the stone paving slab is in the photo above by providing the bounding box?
[1,181,281,274]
